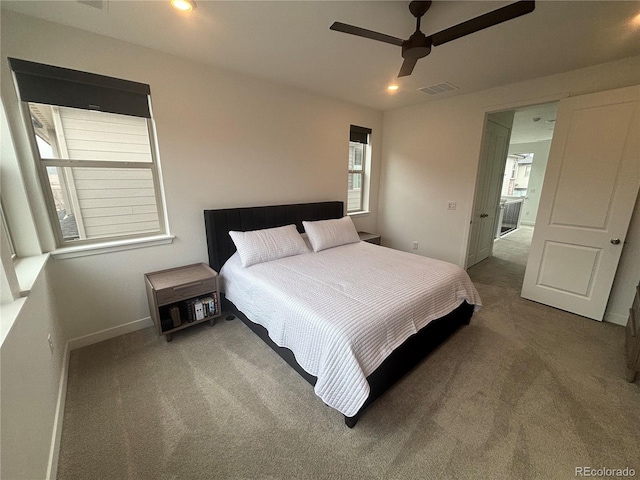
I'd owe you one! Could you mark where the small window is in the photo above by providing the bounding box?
[9,58,166,247]
[348,125,371,213]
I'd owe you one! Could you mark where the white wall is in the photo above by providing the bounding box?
[508,140,552,226]
[1,11,383,341]
[379,55,640,321]
[606,193,640,326]
[1,261,66,480]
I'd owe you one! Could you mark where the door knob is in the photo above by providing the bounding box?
[610,238,621,245]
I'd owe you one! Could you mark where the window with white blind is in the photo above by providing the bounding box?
[348,125,371,213]
[9,58,166,246]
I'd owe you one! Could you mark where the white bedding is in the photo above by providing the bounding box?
[220,241,481,417]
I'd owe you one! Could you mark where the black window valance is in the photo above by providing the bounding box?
[350,125,372,144]
[8,58,151,118]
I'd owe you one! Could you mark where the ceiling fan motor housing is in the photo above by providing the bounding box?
[402,32,432,59]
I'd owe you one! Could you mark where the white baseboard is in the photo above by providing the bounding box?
[67,316,153,351]
[46,341,69,480]
[604,312,628,327]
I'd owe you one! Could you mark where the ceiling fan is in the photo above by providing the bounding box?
[330,1,535,78]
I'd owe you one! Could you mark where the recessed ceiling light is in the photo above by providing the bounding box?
[171,0,196,12]
[387,84,399,92]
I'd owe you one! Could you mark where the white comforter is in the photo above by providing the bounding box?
[220,241,481,417]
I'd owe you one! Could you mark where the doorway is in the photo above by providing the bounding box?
[467,101,559,285]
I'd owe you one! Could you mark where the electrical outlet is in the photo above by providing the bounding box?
[447,201,457,210]
[412,241,419,250]
[47,334,54,354]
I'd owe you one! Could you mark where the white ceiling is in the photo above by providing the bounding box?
[2,1,640,112]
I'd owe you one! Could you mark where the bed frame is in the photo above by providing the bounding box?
[204,201,474,427]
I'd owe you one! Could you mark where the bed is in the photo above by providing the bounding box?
[204,201,481,427]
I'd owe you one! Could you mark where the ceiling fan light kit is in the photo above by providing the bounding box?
[330,0,535,78]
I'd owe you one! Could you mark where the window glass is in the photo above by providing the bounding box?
[29,103,152,163]
[26,102,162,244]
[348,141,365,212]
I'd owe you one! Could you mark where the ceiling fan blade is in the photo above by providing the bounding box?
[431,1,535,47]
[398,57,418,77]
[330,22,404,47]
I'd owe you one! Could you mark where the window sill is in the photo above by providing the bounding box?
[51,234,175,260]
[1,252,49,346]
[15,253,50,296]
[348,210,370,218]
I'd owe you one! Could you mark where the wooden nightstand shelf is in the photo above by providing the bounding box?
[358,231,381,245]
[145,263,221,342]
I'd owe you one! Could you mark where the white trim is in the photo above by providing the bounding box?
[51,234,174,260]
[483,92,569,114]
[46,341,70,480]
[604,312,628,327]
[14,253,50,295]
[347,210,370,218]
[67,316,153,351]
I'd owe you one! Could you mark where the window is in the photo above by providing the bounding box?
[9,58,166,247]
[348,125,371,213]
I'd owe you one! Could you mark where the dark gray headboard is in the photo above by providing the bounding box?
[204,201,344,272]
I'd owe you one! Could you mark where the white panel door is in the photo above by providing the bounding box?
[467,120,511,267]
[521,85,640,320]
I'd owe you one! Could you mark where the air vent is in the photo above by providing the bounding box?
[418,82,459,96]
[78,0,107,10]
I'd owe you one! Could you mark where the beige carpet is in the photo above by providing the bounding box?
[57,229,640,479]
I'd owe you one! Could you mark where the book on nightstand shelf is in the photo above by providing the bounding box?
[185,299,196,322]
[169,306,181,328]
[201,296,214,317]
[194,300,204,320]
[182,296,220,321]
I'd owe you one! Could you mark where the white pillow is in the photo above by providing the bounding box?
[302,216,360,252]
[229,224,309,267]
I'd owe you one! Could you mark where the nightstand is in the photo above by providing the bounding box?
[145,263,221,342]
[358,231,381,245]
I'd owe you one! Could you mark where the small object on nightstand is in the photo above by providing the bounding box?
[358,231,381,245]
[145,263,221,342]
